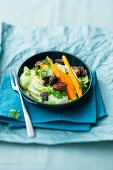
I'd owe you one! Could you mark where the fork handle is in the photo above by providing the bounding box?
[19,92,35,137]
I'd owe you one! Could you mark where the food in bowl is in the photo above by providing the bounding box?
[19,55,89,104]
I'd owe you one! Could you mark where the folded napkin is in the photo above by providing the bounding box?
[0,71,107,131]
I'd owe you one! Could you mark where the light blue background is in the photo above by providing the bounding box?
[0,0,113,169]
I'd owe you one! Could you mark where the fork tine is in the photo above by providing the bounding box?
[10,70,16,90]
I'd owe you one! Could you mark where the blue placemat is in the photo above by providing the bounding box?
[0,23,112,144]
[0,71,107,131]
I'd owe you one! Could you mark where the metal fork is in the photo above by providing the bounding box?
[10,69,35,138]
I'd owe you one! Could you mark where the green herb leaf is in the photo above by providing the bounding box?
[10,109,21,120]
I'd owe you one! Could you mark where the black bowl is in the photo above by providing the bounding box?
[17,51,92,109]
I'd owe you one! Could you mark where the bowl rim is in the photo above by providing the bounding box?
[17,51,92,106]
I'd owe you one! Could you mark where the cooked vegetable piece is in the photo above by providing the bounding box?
[52,82,67,91]
[40,92,48,101]
[58,69,75,91]
[34,60,43,67]
[62,55,82,97]
[72,66,81,76]
[40,64,48,69]
[44,86,66,99]
[79,66,87,76]
[47,95,68,104]
[43,77,49,84]
[79,76,89,91]
[20,67,35,89]
[54,58,64,65]
[55,63,67,73]
[49,75,58,85]
[57,69,77,99]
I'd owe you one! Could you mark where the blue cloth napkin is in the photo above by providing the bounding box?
[0,71,107,131]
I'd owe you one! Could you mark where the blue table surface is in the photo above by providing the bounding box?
[0,142,113,170]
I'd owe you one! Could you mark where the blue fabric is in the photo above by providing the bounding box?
[0,71,107,131]
[0,25,1,53]
[0,23,113,144]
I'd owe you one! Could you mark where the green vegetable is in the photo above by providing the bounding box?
[25,69,31,76]
[68,98,77,103]
[79,76,89,91]
[24,67,31,76]
[10,109,21,119]
[80,83,88,90]
[41,71,47,78]
[45,86,66,99]
[38,97,44,103]
[52,90,66,99]
[49,101,56,104]
[43,58,50,66]
[32,67,40,76]
[20,68,35,89]
[44,87,51,93]
[33,67,52,78]
[55,63,67,73]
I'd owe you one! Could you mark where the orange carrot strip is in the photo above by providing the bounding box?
[66,86,77,100]
[58,69,75,91]
[58,69,77,99]
[48,57,77,99]
[62,55,82,97]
